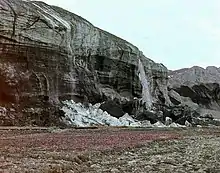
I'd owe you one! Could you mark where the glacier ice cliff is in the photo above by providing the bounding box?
[0,0,171,125]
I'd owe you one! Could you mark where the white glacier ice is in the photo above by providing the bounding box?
[168,123,186,128]
[61,100,124,127]
[119,113,142,127]
[61,100,186,128]
[61,100,150,127]
[138,59,152,110]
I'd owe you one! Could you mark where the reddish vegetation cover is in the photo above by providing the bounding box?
[0,128,179,153]
[1,127,220,172]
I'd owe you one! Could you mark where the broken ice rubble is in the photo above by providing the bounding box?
[61,100,186,128]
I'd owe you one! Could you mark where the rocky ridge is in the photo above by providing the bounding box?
[168,66,220,120]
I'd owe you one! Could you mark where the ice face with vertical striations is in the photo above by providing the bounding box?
[138,59,152,109]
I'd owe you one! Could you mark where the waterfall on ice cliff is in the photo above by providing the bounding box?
[138,59,152,109]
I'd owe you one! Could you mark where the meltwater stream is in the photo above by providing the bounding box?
[138,59,153,109]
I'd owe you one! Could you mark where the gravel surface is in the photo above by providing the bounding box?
[0,127,220,173]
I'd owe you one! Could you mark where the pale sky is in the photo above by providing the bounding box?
[40,0,220,70]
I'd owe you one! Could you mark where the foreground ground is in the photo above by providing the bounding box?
[0,127,220,173]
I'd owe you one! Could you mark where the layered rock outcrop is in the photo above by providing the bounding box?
[0,0,171,125]
[169,66,220,119]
